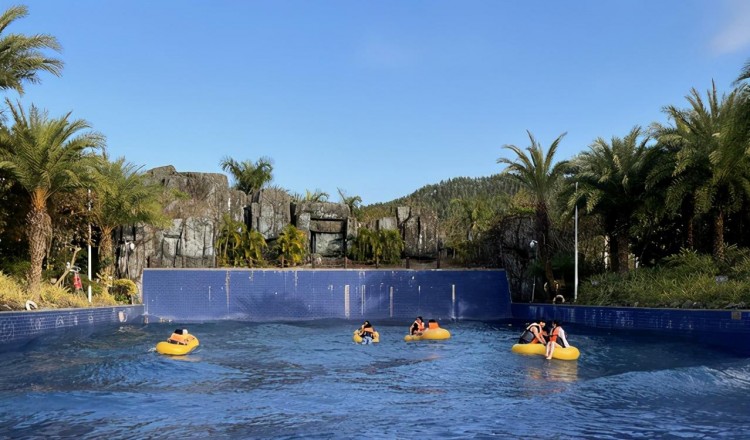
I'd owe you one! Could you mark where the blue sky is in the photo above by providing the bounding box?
[10,1,750,204]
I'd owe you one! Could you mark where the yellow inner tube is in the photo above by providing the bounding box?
[404,327,451,341]
[511,342,580,360]
[156,336,200,356]
[353,330,380,343]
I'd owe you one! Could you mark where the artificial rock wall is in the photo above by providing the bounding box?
[115,170,440,290]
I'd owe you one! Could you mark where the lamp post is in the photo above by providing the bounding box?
[530,240,538,303]
[87,189,92,304]
[574,181,579,303]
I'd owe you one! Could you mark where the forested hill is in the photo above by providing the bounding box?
[362,174,520,220]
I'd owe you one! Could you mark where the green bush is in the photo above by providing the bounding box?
[578,248,750,309]
[111,278,139,304]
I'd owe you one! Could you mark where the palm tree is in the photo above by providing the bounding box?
[378,229,404,265]
[243,229,267,266]
[498,131,568,291]
[303,189,329,202]
[215,213,267,267]
[0,100,104,299]
[570,126,654,274]
[0,5,63,95]
[276,224,306,267]
[215,214,243,267]
[655,83,750,260]
[350,227,375,263]
[90,156,168,282]
[735,58,750,85]
[219,156,273,195]
[337,188,362,218]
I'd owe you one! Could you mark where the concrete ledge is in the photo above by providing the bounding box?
[0,305,144,351]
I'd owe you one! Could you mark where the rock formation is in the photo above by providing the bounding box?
[115,166,247,288]
[115,168,440,290]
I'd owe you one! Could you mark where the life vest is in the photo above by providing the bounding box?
[413,320,425,333]
[548,326,557,342]
[549,326,567,347]
[524,323,545,344]
[428,321,439,330]
[168,330,191,345]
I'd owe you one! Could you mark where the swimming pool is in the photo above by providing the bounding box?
[1,320,749,438]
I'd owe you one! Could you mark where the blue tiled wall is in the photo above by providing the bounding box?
[512,303,750,355]
[0,305,144,351]
[143,268,512,322]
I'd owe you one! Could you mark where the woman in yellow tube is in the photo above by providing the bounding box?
[409,316,424,336]
[545,320,570,359]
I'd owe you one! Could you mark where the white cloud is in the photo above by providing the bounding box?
[711,0,750,55]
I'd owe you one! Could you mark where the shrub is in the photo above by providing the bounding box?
[0,272,27,311]
[40,284,91,309]
[111,278,139,304]
[578,249,750,308]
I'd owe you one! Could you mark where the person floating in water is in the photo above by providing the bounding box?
[358,321,376,344]
[410,316,424,335]
[546,320,570,359]
[518,319,547,344]
[167,328,192,345]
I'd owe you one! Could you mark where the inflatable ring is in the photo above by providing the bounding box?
[25,300,38,311]
[553,295,565,304]
[156,335,199,356]
[353,330,380,344]
[511,343,580,360]
[404,327,451,341]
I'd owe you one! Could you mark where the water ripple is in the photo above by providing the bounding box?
[1,321,749,438]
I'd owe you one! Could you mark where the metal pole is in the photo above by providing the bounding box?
[531,269,536,303]
[530,240,537,303]
[574,182,579,303]
[87,189,92,304]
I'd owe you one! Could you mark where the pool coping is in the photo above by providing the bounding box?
[0,305,145,350]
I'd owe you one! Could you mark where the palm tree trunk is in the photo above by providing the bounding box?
[26,205,51,301]
[536,204,555,300]
[713,209,725,261]
[616,233,629,274]
[607,234,617,272]
[99,227,115,290]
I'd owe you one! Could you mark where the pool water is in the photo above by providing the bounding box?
[1,320,749,439]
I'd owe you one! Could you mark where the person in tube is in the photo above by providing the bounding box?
[518,320,547,344]
[545,320,570,359]
[168,328,191,345]
[358,321,376,344]
[410,316,424,335]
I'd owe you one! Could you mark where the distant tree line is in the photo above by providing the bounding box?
[3,4,750,310]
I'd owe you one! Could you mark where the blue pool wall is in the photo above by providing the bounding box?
[512,303,750,355]
[4,269,748,355]
[0,305,144,351]
[142,268,511,322]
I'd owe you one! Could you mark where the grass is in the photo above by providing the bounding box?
[0,271,119,311]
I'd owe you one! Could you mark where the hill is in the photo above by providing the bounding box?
[361,174,520,220]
